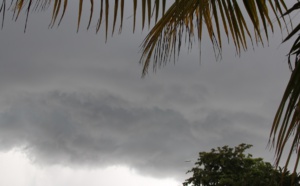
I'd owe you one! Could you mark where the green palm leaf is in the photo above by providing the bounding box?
[139,0,287,74]
[3,0,286,66]
[3,0,165,39]
[270,1,300,173]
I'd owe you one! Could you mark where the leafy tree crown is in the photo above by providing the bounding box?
[183,144,299,186]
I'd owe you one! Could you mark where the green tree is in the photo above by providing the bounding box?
[183,144,299,186]
[1,0,300,172]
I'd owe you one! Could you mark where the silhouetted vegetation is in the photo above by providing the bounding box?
[184,144,300,186]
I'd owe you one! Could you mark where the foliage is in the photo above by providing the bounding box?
[270,1,300,173]
[0,0,167,39]
[139,0,287,74]
[183,144,300,186]
[0,0,288,72]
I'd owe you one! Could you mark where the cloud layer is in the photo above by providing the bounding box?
[0,2,294,182]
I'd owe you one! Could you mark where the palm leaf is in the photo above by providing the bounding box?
[3,0,165,35]
[269,1,300,173]
[140,0,287,75]
[4,1,286,70]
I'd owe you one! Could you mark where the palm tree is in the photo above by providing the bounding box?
[2,0,300,173]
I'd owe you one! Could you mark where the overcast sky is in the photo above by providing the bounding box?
[0,1,296,186]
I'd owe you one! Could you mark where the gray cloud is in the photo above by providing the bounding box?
[0,91,194,176]
[0,1,295,182]
[0,90,274,180]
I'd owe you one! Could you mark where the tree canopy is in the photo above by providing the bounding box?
[183,144,300,186]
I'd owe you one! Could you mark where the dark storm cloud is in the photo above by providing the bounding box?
[0,1,295,182]
[0,91,194,176]
[0,90,273,179]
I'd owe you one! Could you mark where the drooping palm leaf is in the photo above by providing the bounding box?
[270,1,300,173]
[139,0,288,74]
[1,0,166,39]
[2,0,287,70]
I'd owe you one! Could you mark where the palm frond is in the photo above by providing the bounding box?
[1,0,166,38]
[2,0,287,70]
[139,0,287,75]
[269,1,300,173]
